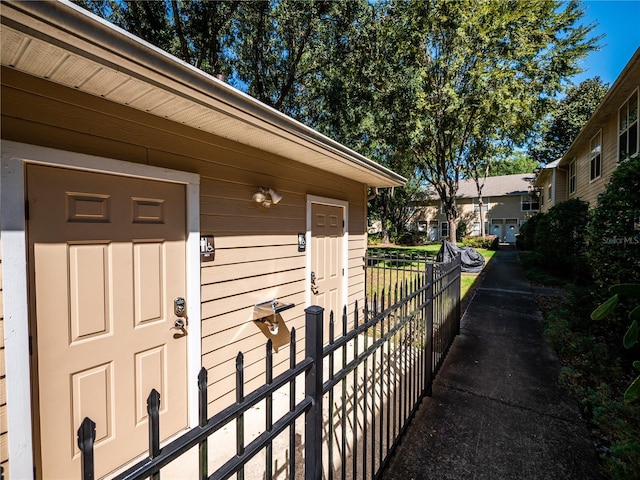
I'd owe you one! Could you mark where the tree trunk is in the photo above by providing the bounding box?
[479,197,486,237]
[449,218,458,243]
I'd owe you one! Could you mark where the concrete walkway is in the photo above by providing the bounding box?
[383,246,603,480]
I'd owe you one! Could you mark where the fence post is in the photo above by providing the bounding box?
[425,263,434,396]
[78,417,96,480]
[454,255,462,336]
[147,389,161,480]
[198,367,208,480]
[304,306,324,480]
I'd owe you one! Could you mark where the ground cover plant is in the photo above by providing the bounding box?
[520,157,640,479]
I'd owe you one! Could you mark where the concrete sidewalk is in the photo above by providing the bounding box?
[383,246,602,480]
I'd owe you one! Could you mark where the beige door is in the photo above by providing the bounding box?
[311,203,344,343]
[27,165,188,479]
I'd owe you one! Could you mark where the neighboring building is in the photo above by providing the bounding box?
[413,173,539,243]
[534,48,640,209]
[0,2,405,479]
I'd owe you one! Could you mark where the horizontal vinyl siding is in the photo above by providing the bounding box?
[571,118,619,207]
[555,169,568,205]
[540,177,553,213]
[1,69,368,414]
[489,196,525,219]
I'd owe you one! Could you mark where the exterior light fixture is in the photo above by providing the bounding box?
[252,187,282,208]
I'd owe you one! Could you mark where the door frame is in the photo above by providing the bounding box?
[1,140,201,479]
[305,195,349,313]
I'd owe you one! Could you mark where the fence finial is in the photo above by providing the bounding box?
[78,417,96,480]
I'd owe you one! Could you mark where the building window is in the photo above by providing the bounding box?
[590,131,602,181]
[472,197,490,213]
[471,222,488,236]
[619,88,638,161]
[569,160,576,194]
[547,183,552,203]
[440,221,449,239]
[521,194,540,212]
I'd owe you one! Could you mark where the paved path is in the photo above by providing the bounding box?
[383,246,602,480]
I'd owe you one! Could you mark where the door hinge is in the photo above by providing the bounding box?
[29,335,33,356]
[25,200,30,221]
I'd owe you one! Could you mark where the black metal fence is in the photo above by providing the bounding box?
[78,253,461,480]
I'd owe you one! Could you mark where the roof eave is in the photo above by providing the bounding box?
[559,47,640,168]
[1,0,405,188]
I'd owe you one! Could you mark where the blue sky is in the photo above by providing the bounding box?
[571,0,640,86]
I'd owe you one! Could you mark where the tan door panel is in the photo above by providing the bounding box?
[311,203,344,343]
[27,165,188,479]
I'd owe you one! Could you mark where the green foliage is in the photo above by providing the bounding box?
[524,159,640,477]
[456,221,468,241]
[588,156,640,290]
[592,284,640,404]
[489,152,540,177]
[461,236,499,250]
[393,0,597,242]
[518,213,543,251]
[392,231,428,246]
[538,287,640,478]
[533,199,590,279]
[530,77,609,165]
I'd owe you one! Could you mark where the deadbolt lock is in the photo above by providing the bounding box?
[174,297,186,317]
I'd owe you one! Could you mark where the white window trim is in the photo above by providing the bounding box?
[589,130,602,182]
[440,221,449,239]
[472,197,490,213]
[1,141,201,479]
[520,194,539,212]
[618,87,639,161]
[305,195,349,311]
[568,159,577,196]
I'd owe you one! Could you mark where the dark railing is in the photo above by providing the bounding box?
[78,254,461,480]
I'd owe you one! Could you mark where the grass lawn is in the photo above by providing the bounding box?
[367,243,497,305]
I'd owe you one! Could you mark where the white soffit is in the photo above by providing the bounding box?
[0,0,405,188]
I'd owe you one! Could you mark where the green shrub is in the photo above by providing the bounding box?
[461,235,499,250]
[456,221,468,241]
[519,213,543,251]
[367,233,382,245]
[534,198,590,279]
[588,156,640,290]
[393,231,428,246]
